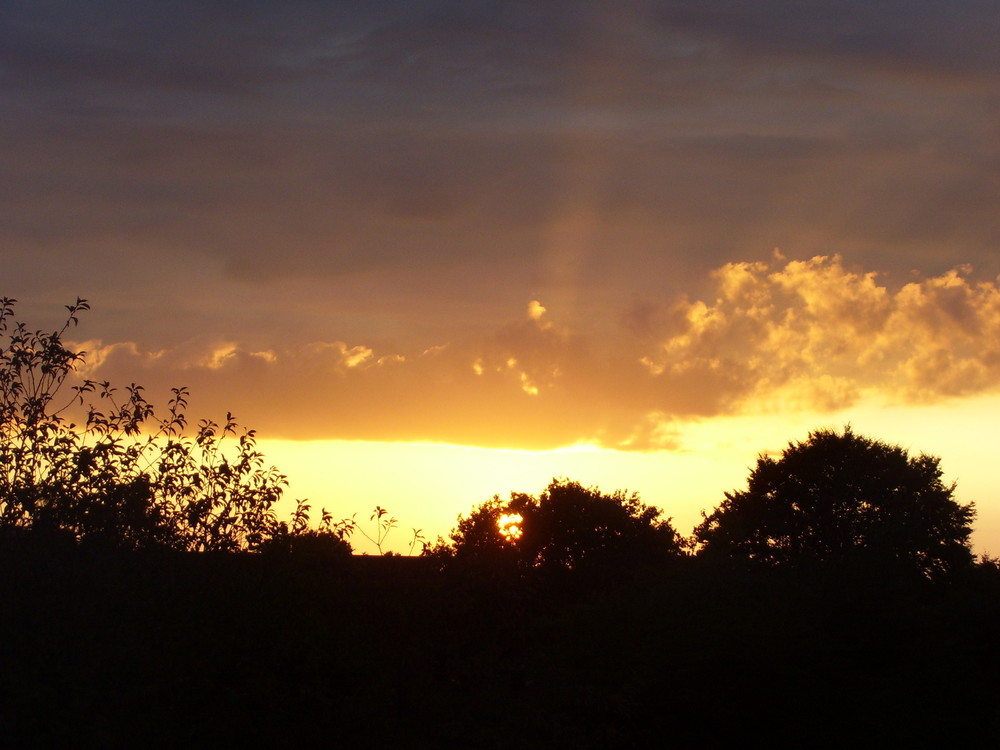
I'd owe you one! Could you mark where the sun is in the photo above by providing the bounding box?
[498,513,523,542]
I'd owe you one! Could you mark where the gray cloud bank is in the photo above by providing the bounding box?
[4,1,1000,291]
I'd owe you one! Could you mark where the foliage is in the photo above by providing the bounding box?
[0,297,328,552]
[430,478,683,573]
[353,505,397,555]
[693,426,976,578]
[258,501,353,557]
[344,505,427,555]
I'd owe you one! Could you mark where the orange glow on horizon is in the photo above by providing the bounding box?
[258,393,1000,557]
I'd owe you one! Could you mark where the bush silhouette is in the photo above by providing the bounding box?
[0,298,328,552]
[693,426,975,578]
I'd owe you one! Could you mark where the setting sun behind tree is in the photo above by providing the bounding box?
[497,513,523,542]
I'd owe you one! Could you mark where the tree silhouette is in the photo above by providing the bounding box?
[693,427,975,578]
[431,478,683,574]
[0,298,330,552]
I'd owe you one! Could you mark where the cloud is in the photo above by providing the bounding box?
[643,254,1000,415]
[8,3,1000,451]
[62,256,1000,451]
[650,1,1000,78]
[5,0,1000,313]
[65,297,640,448]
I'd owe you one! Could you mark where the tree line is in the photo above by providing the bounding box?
[1,298,981,582]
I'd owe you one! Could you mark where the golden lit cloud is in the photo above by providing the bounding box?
[303,341,376,370]
[203,343,239,370]
[72,340,155,376]
[645,254,1000,415]
[527,300,547,322]
[615,411,684,452]
[251,350,278,364]
[65,257,1000,451]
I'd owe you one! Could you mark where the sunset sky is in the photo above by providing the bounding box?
[4,1,1000,553]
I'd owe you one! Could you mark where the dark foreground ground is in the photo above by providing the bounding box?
[2,547,998,749]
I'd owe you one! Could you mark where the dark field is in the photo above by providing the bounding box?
[3,548,998,749]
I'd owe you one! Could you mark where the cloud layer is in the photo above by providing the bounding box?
[68,256,1000,450]
[6,3,1000,449]
[4,1,1000,313]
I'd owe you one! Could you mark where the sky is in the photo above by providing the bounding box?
[4,1,1000,553]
